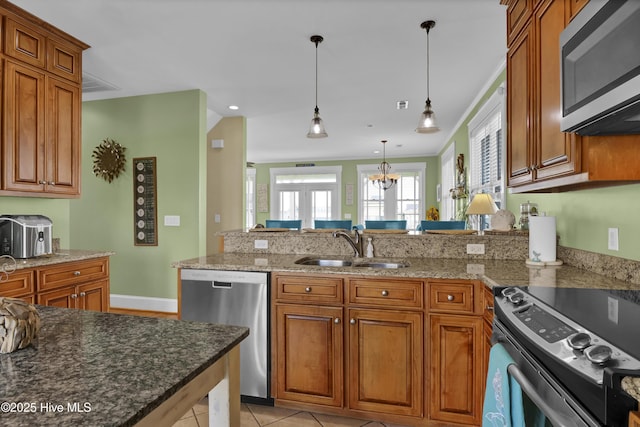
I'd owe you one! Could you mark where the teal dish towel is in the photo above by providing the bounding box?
[482,343,525,427]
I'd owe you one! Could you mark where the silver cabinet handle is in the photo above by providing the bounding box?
[334,318,340,324]
[49,181,55,185]
[80,292,86,297]
[39,180,47,185]
[350,318,356,325]
[381,290,389,296]
[305,287,312,293]
[71,293,78,299]
[447,294,454,301]
[486,305,494,311]
[73,271,81,276]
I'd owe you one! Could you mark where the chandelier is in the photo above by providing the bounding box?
[369,140,400,191]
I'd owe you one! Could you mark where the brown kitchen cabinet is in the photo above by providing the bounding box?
[272,273,425,425]
[0,3,88,197]
[482,285,495,408]
[0,257,110,312]
[428,279,484,426]
[503,0,640,193]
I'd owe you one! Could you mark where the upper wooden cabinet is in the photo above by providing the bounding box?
[0,3,88,197]
[504,0,640,192]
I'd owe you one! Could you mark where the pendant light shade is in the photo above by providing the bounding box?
[307,35,328,138]
[416,20,440,134]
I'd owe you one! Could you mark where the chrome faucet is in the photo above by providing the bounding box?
[332,230,362,257]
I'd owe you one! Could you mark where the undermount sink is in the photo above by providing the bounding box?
[294,257,353,267]
[294,257,409,269]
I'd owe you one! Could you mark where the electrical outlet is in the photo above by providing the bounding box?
[467,243,485,255]
[608,228,619,251]
[254,240,268,249]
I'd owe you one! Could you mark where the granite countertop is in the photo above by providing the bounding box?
[172,253,640,291]
[0,306,248,426]
[7,250,116,270]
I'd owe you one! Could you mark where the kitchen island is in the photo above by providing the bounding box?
[0,305,248,426]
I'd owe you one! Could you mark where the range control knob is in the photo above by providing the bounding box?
[567,332,592,350]
[584,344,613,365]
[501,287,517,298]
[508,291,525,305]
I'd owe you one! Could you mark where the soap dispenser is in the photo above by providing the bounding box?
[366,238,374,258]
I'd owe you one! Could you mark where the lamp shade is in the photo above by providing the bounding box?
[465,193,498,215]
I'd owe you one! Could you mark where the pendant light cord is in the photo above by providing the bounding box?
[426,25,430,102]
[314,38,319,110]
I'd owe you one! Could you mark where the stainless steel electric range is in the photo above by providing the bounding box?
[493,285,640,427]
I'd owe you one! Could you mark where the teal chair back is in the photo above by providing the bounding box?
[419,220,466,231]
[314,220,352,229]
[364,220,407,230]
[265,219,302,230]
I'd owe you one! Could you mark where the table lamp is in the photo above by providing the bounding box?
[465,193,498,235]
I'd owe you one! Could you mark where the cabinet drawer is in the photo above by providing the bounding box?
[4,18,46,68]
[47,37,82,82]
[348,278,423,309]
[37,257,109,292]
[275,274,343,303]
[429,281,476,314]
[0,269,35,298]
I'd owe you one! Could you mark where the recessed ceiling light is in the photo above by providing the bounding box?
[228,105,239,110]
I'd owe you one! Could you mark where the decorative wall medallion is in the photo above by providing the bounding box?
[92,138,126,183]
[133,157,158,246]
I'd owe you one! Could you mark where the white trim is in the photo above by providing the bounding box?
[440,60,506,154]
[110,294,178,313]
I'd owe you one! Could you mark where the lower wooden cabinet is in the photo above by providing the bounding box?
[272,273,485,425]
[275,303,343,407]
[348,308,423,417]
[0,257,110,312]
[429,313,484,425]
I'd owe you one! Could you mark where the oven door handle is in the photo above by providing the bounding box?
[507,364,573,427]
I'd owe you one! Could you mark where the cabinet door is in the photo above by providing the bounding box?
[4,18,46,68]
[37,286,76,309]
[507,26,534,186]
[275,304,343,407]
[0,268,35,299]
[46,76,80,195]
[3,60,46,192]
[429,314,483,425]
[348,308,423,417]
[78,279,109,312]
[533,0,580,181]
[568,0,589,21]
[505,0,533,46]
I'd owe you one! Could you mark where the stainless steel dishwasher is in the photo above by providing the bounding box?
[180,269,271,404]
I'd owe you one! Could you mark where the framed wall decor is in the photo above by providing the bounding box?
[133,157,158,246]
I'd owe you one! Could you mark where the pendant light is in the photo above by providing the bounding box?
[369,140,400,191]
[416,20,440,134]
[307,35,328,138]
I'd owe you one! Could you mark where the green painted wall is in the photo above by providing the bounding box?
[71,90,207,299]
[254,156,438,226]
[0,198,71,245]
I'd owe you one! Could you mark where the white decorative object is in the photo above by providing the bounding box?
[0,297,41,353]
[491,209,515,231]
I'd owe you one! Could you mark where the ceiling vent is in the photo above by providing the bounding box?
[82,72,119,93]
[396,100,409,110]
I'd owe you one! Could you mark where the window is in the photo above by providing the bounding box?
[468,85,505,230]
[270,166,341,228]
[246,168,256,228]
[357,162,426,230]
[440,144,455,220]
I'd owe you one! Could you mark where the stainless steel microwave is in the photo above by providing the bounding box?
[560,0,640,135]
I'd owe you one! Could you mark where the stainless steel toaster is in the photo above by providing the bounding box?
[0,215,53,258]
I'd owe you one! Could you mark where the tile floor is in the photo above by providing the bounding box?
[172,398,414,427]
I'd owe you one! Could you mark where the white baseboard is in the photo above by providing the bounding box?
[110,294,177,313]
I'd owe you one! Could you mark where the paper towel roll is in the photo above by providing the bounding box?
[529,216,556,262]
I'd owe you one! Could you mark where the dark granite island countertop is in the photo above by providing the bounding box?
[0,306,248,426]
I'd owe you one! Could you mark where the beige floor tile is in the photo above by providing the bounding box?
[195,412,208,426]
[312,412,370,427]
[193,397,208,415]
[177,408,195,420]
[267,411,322,426]
[241,406,261,427]
[171,414,200,427]
[246,404,299,426]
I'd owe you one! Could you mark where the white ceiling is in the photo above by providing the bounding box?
[12,0,506,163]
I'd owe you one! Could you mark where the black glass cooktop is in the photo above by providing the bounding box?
[522,286,640,359]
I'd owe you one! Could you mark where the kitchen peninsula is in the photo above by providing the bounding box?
[0,305,248,426]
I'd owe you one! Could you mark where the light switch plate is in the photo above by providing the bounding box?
[164,215,180,226]
[466,243,485,254]
[254,240,268,249]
